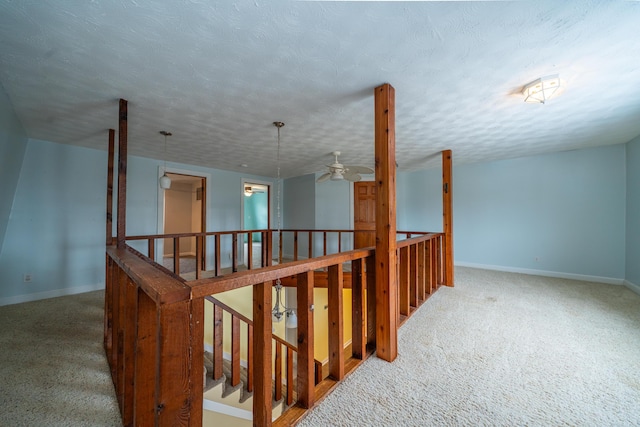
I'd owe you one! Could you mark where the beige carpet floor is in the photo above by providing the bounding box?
[1,267,639,426]
[299,267,640,426]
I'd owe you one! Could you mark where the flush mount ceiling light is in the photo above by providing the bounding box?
[522,74,560,104]
[159,131,172,190]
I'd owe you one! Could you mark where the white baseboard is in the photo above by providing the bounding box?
[0,283,105,307]
[624,280,640,296]
[455,262,625,285]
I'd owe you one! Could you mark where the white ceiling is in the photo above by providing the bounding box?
[1,1,640,178]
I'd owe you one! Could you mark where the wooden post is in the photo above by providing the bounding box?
[253,281,272,426]
[117,99,127,249]
[374,83,398,362]
[328,264,344,380]
[442,150,454,287]
[106,129,115,246]
[297,271,315,408]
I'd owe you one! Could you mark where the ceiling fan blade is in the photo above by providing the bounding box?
[316,172,331,183]
[345,165,374,174]
[343,171,362,182]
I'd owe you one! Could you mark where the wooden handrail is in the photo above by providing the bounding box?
[188,248,375,298]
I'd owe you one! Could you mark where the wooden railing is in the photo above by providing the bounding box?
[126,229,431,278]
[105,229,444,426]
[205,295,323,407]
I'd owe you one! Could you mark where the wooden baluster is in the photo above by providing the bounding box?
[231,315,241,386]
[213,305,223,380]
[410,244,418,309]
[247,232,253,270]
[147,238,155,261]
[279,231,283,264]
[286,348,294,405]
[253,281,272,426]
[232,232,238,272]
[399,246,409,316]
[293,231,298,261]
[338,231,342,253]
[323,231,327,256]
[437,235,443,286]
[308,231,313,259]
[365,255,376,349]
[195,235,202,279]
[275,343,283,401]
[417,241,426,301]
[297,270,315,408]
[351,258,366,359]
[214,234,221,276]
[328,264,344,380]
[247,325,253,392]
[173,238,180,275]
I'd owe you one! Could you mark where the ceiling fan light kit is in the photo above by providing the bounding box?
[316,151,373,183]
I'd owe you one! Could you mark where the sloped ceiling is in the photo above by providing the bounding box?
[1,1,639,178]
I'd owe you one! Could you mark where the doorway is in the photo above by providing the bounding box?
[242,180,270,268]
[162,172,206,274]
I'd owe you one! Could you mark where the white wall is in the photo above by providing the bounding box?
[0,139,275,305]
[399,144,627,283]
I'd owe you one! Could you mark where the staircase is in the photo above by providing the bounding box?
[202,352,286,426]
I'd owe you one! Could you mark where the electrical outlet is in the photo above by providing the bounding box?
[23,273,33,283]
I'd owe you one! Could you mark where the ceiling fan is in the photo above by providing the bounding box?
[316,151,374,183]
[244,185,266,197]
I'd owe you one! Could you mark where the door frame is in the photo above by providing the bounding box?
[240,178,271,265]
[156,166,210,263]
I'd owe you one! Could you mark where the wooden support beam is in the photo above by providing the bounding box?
[213,305,223,380]
[106,129,115,246]
[253,281,273,426]
[296,271,315,408]
[231,315,241,387]
[328,264,344,380]
[442,150,454,286]
[117,99,127,249]
[374,83,398,362]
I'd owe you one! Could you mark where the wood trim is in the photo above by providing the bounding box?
[374,83,398,362]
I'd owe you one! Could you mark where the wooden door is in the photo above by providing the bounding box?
[354,181,376,248]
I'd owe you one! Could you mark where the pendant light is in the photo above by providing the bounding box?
[159,131,172,190]
[271,121,297,329]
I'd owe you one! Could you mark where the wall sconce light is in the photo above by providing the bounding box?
[522,75,560,104]
[159,131,172,189]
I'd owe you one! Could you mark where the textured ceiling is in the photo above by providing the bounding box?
[1,1,640,178]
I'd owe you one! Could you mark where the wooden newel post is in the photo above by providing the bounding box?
[253,281,273,426]
[442,150,454,287]
[374,83,398,362]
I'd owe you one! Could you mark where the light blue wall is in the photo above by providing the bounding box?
[398,145,627,282]
[0,139,274,305]
[0,139,108,303]
[626,137,640,288]
[282,174,315,258]
[0,85,28,255]
[315,175,352,256]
